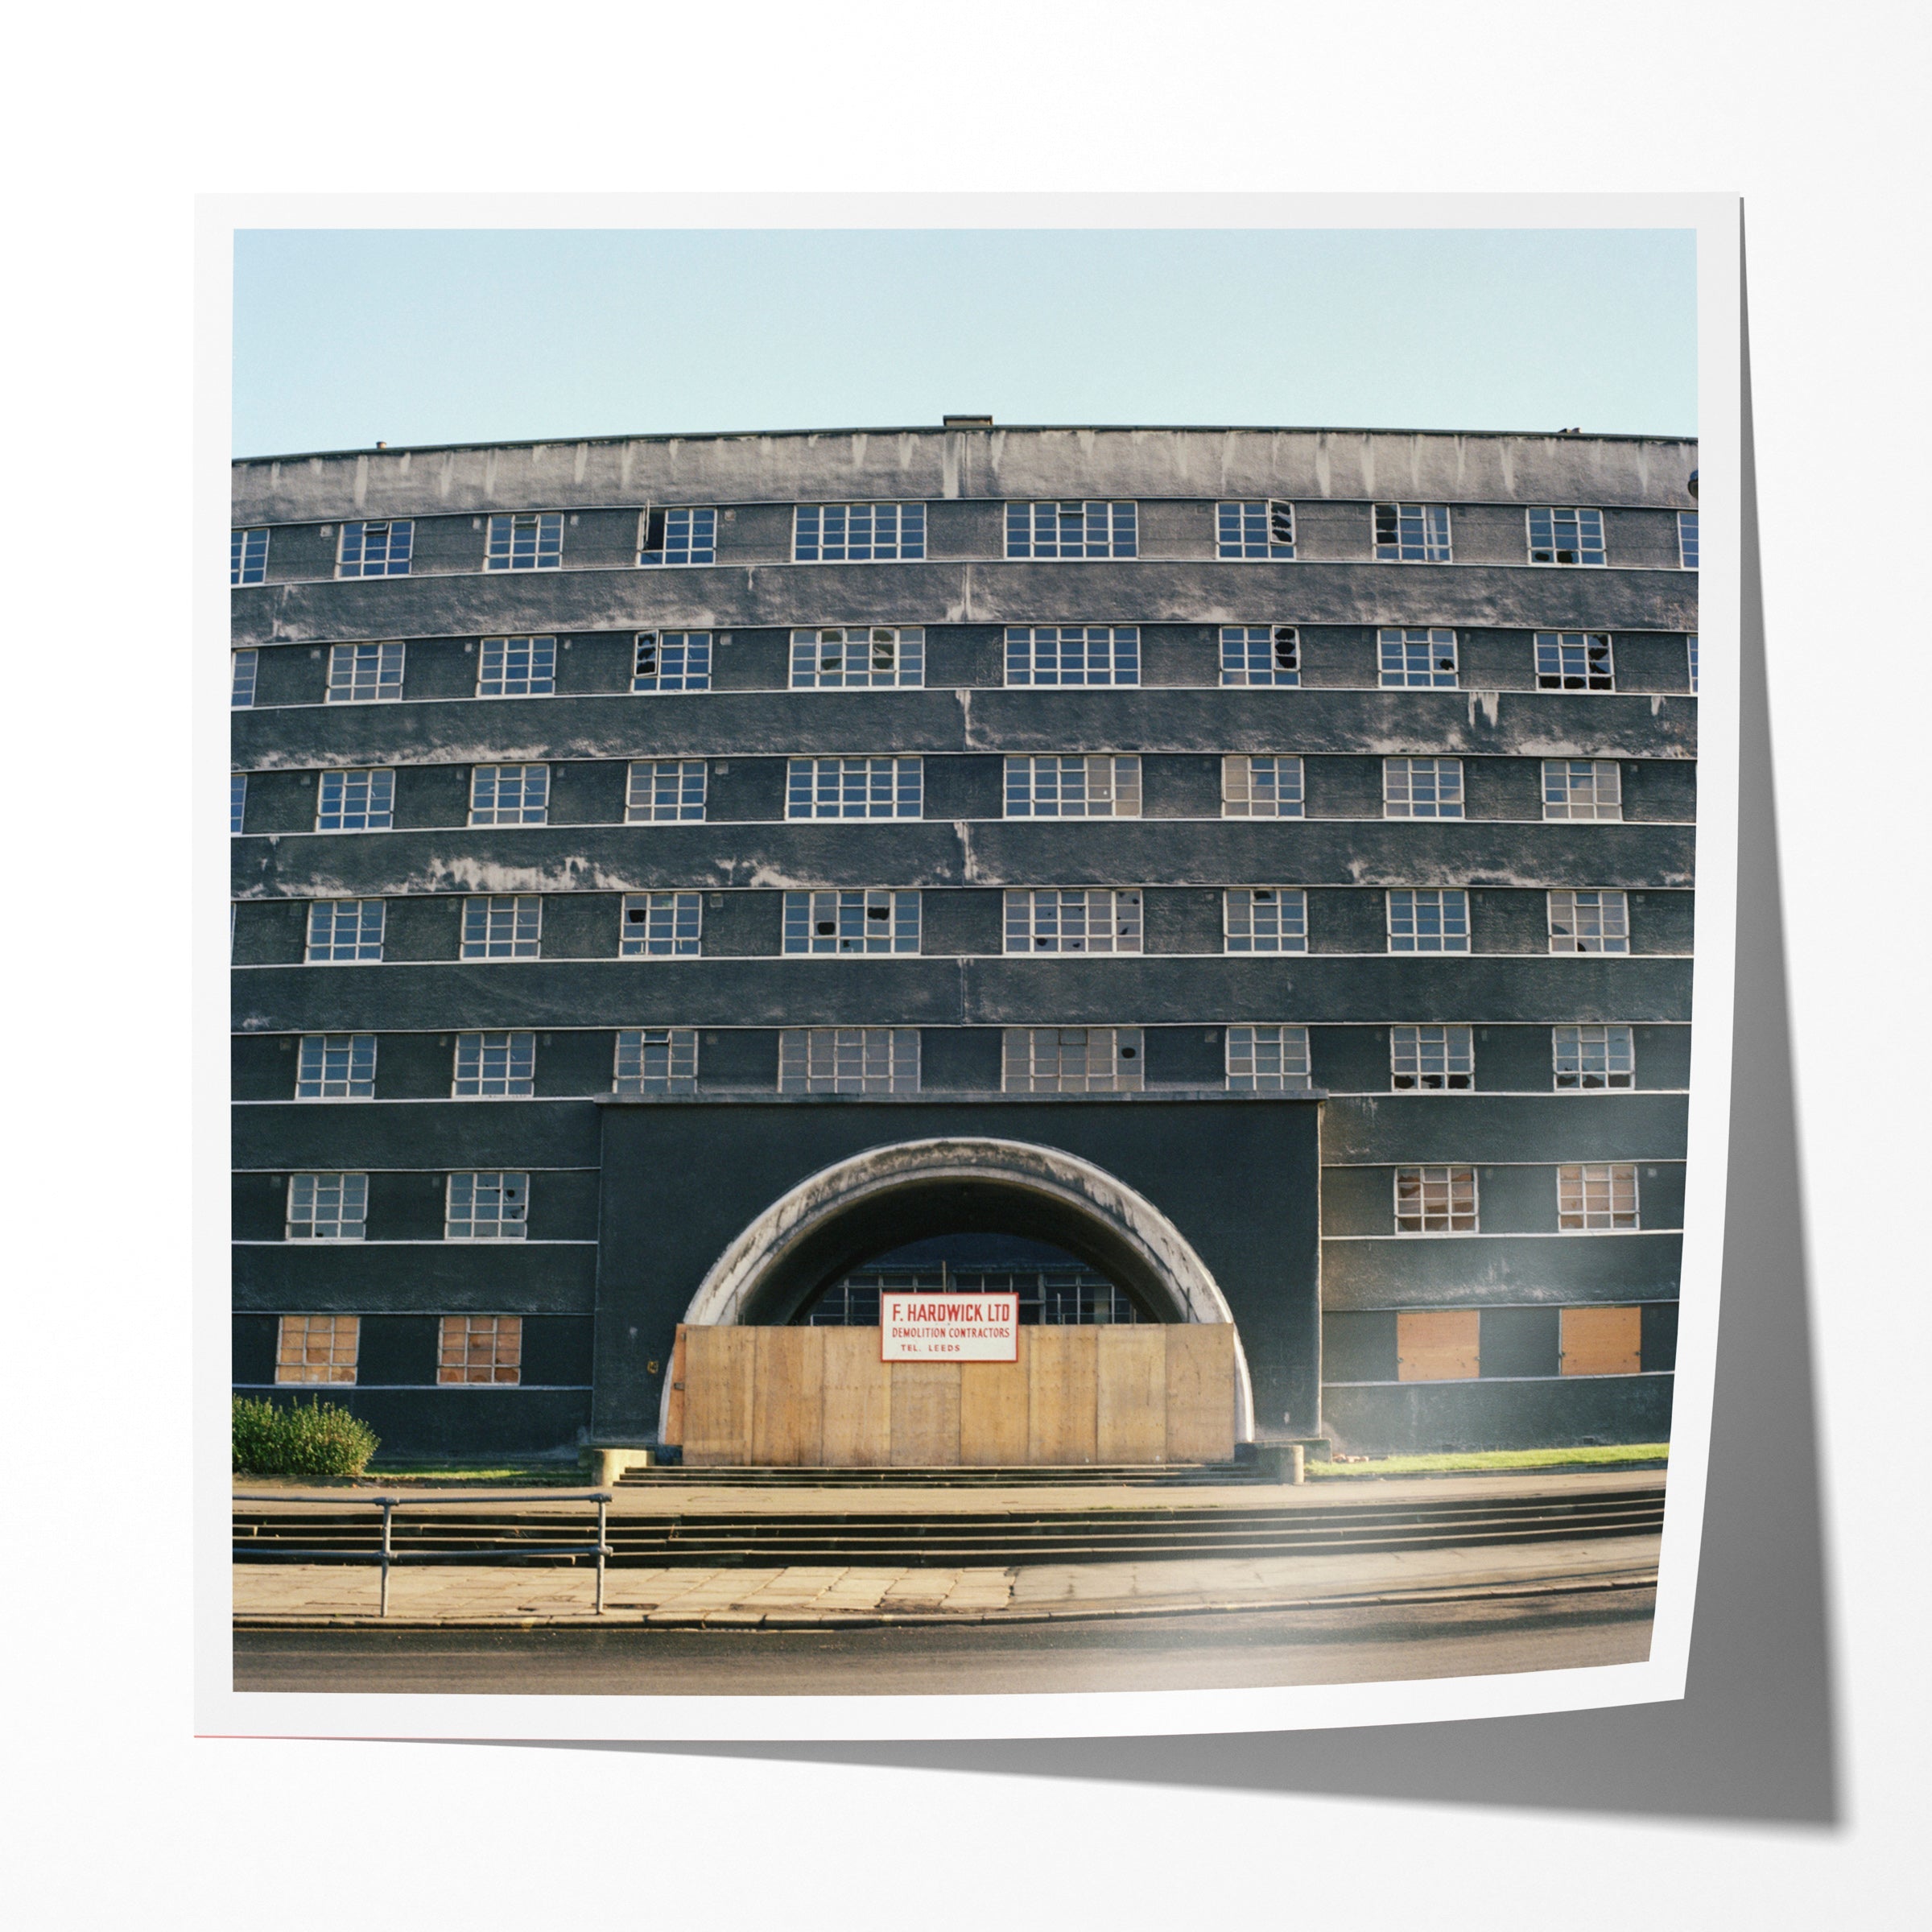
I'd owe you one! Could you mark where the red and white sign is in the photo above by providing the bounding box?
[880,1292,1020,1362]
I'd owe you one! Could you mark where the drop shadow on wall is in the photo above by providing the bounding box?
[499,225,1842,1826]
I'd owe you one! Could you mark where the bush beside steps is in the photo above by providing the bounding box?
[233,1395,380,1479]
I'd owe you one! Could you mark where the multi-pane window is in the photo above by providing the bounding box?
[230,773,247,835]
[1002,1027,1144,1092]
[1219,624,1300,686]
[275,1314,358,1385]
[793,503,926,562]
[477,636,556,697]
[778,1028,921,1093]
[1388,888,1471,953]
[786,757,923,819]
[790,625,925,688]
[1548,889,1631,954]
[1221,754,1304,819]
[438,1315,522,1385]
[485,511,564,572]
[1394,1166,1479,1233]
[286,1173,368,1241]
[1005,625,1141,687]
[1391,1024,1475,1091]
[632,630,712,692]
[1005,501,1138,559]
[1004,754,1141,819]
[1378,628,1459,687]
[295,1034,377,1100]
[1558,1162,1640,1230]
[1383,757,1464,819]
[620,893,703,957]
[445,1171,529,1241]
[469,763,548,825]
[1527,507,1607,566]
[231,650,258,708]
[336,519,414,577]
[1534,630,1616,691]
[316,769,394,832]
[1678,512,1699,570]
[637,506,716,567]
[1224,888,1308,953]
[1226,1025,1312,1092]
[231,528,269,584]
[326,641,406,704]
[305,898,385,964]
[460,895,542,960]
[613,1028,699,1093]
[782,890,920,955]
[1687,634,1699,692]
[1004,889,1143,954]
[1373,503,1452,562]
[1554,1022,1636,1090]
[1542,759,1623,820]
[452,1031,536,1097]
[1216,501,1296,559]
[625,760,707,823]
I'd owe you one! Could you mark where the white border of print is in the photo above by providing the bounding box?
[196,188,1738,1744]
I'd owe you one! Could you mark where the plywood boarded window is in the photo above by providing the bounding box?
[275,1314,359,1385]
[1396,1310,1480,1381]
[1559,1306,1642,1377]
[438,1315,522,1385]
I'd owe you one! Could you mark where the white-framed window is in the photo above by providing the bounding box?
[445,1171,529,1241]
[478,636,556,697]
[336,519,414,577]
[786,757,923,819]
[1687,634,1699,692]
[305,898,385,964]
[1216,501,1296,560]
[460,894,542,960]
[1383,757,1464,819]
[286,1173,368,1241]
[438,1315,522,1385]
[782,890,920,955]
[620,893,702,957]
[625,760,707,823]
[1394,1165,1478,1233]
[485,511,563,572]
[1388,888,1471,953]
[1554,1022,1636,1090]
[1391,1024,1474,1091]
[452,1031,536,1097]
[1542,759,1623,821]
[1005,500,1138,559]
[295,1033,377,1100]
[1005,625,1141,687]
[778,1028,921,1092]
[1222,754,1304,818]
[316,769,394,832]
[613,1028,699,1093]
[1224,888,1307,953]
[1378,628,1459,687]
[325,641,406,704]
[790,625,925,689]
[1558,1162,1640,1230]
[1004,889,1143,954]
[1534,631,1615,691]
[1002,1026,1144,1092]
[230,773,247,836]
[1219,624,1300,686]
[1678,512,1699,570]
[793,503,926,562]
[1004,754,1141,818]
[275,1314,358,1385]
[231,528,269,585]
[1373,502,1452,562]
[1527,507,1607,566]
[469,763,548,826]
[1548,889,1630,954]
[231,650,258,708]
[632,630,712,693]
[1226,1024,1312,1092]
[637,506,716,567]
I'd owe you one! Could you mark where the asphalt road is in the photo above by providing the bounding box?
[233,1589,1653,1696]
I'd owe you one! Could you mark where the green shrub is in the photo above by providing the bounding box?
[233,1394,379,1478]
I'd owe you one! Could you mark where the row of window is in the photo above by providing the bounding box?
[232,504,1700,583]
[270,1312,522,1385]
[1331,1304,1661,1385]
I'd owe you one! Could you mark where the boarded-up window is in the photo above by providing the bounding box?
[1396,1310,1480,1381]
[438,1315,522,1385]
[275,1314,359,1385]
[1559,1305,1642,1377]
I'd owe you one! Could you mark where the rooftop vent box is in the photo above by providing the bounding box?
[943,415,993,427]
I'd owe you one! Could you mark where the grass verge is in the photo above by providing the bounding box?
[1307,1443,1670,1479]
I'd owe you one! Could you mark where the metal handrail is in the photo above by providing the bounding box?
[233,1489,613,1616]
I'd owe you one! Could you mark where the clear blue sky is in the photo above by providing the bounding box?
[232,228,1695,457]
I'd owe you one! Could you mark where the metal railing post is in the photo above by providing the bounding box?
[596,1494,609,1615]
[378,1497,394,1617]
